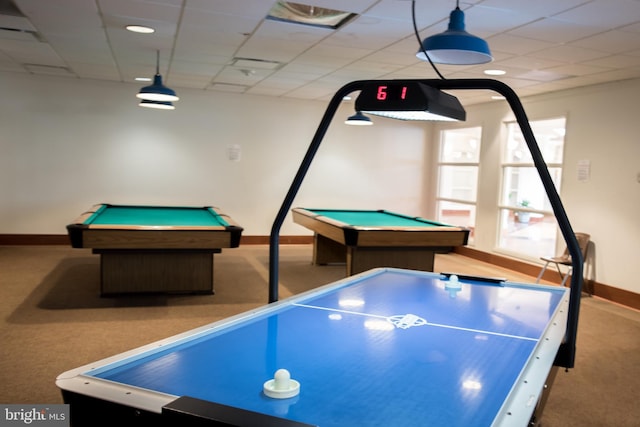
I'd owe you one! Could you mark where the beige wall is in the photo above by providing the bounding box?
[0,72,428,236]
[1,72,638,295]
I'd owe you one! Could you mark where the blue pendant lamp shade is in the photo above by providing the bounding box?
[416,6,492,65]
[137,74,179,101]
[136,51,179,103]
[345,111,373,125]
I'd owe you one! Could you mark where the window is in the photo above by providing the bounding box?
[497,118,566,258]
[436,127,481,243]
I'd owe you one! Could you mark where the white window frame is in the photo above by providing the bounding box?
[435,127,482,244]
[496,117,566,260]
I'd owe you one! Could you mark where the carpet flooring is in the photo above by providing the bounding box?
[1,245,638,426]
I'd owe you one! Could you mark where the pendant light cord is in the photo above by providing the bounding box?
[412,0,446,80]
[155,50,160,75]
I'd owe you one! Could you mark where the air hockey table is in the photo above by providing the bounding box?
[56,268,569,427]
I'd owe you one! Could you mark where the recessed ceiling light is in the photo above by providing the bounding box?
[484,69,506,76]
[126,25,155,34]
[491,95,506,100]
[135,77,152,82]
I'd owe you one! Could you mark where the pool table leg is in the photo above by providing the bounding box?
[312,234,437,276]
[313,234,346,265]
[97,250,218,295]
[347,247,436,276]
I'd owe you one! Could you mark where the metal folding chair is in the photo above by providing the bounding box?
[536,232,590,287]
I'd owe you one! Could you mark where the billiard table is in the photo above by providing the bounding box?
[292,208,469,275]
[67,204,243,295]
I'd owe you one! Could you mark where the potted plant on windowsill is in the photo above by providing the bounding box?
[516,200,531,223]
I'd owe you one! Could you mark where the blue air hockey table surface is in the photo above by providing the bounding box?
[56,268,569,427]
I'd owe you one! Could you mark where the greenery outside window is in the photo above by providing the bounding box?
[498,118,566,259]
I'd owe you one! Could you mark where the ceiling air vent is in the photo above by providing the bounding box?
[266,1,357,30]
[0,0,43,41]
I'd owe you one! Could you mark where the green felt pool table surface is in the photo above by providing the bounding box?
[83,204,231,228]
[301,208,451,228]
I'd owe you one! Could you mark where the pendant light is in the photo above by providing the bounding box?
[344,111,373,125]
[136,50,179,102]
[416,1,492,65]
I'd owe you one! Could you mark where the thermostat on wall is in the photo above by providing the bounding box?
[227,144,241,161]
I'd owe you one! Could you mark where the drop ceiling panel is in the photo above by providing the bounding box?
[284,81,338,99]
[620,22,640,33]
[340,59,406,76]
[508,18,606,43]
[216,66,272,85]
[252,18,332,41]
[326,17,414,50]
[401,0,464,29]
[288,0,375,14]
[24,63,73,76]
[164,74,214,89]
[456,6,537,37]
[0,60,25,72]
[106,25,176,51]
[362,1,414,22]
[174,34,244,59]
[570,30,640,54]
[529,44,610,63]
[486,34,556,55]
[585,54,640,69]
[3,0,640,105]
[15,0,98,25]
[99,0,182,25]
[308,42,373,60]
[477,0,591,17]
[545,63,612,78]
[380,36,427,56]
[180,7,261,34]
[553,0,640,28]
[496,55,565,71]
[248,74,308,95]
[566,69,640,87]
[0,14,36,31]
[0,27,38,42]
[186,0,271,18]
[235,39,314,64]
[0,38,63,65]
[69,62,120,80]
[277,62,335,77]
[168,60,223,76]
[245,85,287,96]
[320,68,378,82]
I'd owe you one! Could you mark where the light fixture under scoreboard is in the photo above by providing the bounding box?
[354,81,466,121]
